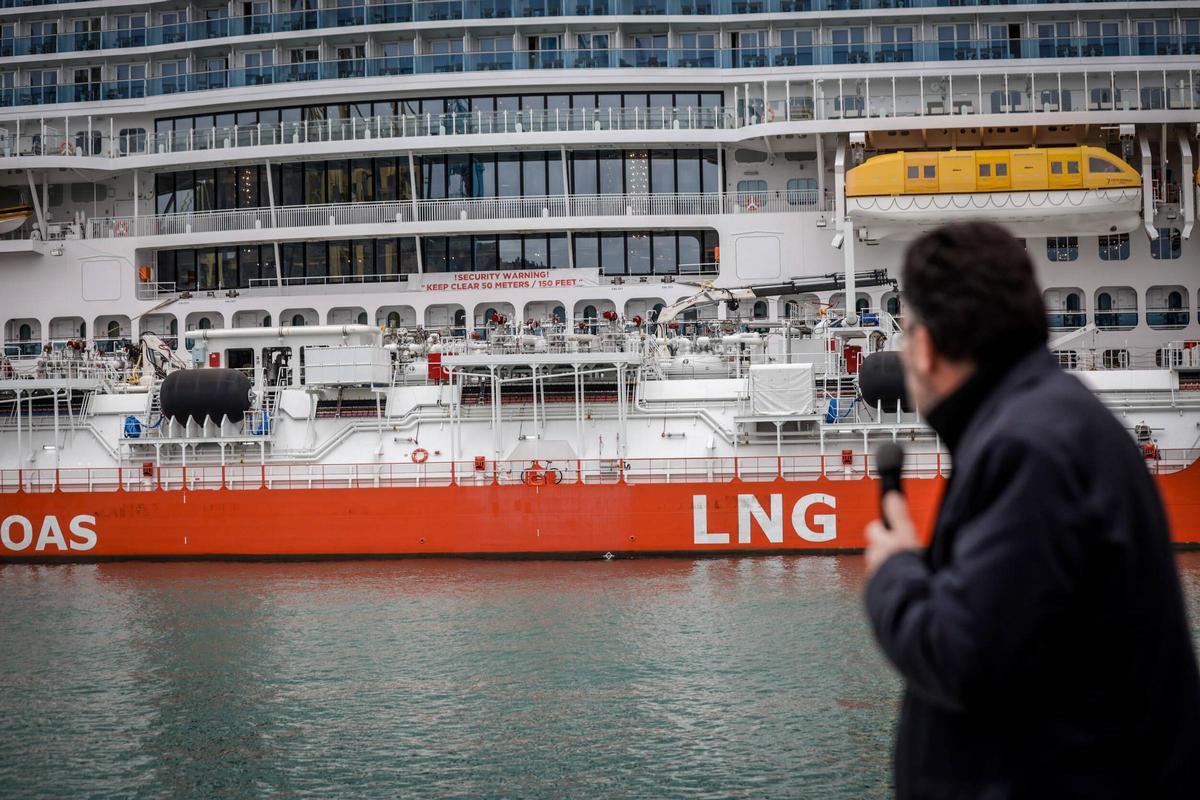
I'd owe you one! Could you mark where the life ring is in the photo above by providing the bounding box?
[58,141,75,156]
[411,447,429,464]
[766,106,776,122]
[744,196,761,212]
[115,221,129,236]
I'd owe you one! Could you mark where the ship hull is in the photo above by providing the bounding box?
[2,465,1199,560]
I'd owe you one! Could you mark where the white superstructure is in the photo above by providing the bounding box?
[0,0,1197,467]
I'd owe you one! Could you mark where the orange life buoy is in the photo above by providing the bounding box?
[766,106,776,122]
[115,221,129,236]
[411,447,429,464]
[744,196,761,212]
[58,141,75,156]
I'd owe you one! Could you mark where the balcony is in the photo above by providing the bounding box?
[88,191,806,240]
[1146,309,1190,330]
[1046,312,1086,330]
[1095,310,1138,330]
[3,3,1196,58]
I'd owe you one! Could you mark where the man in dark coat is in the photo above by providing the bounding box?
[864,221,1200,798]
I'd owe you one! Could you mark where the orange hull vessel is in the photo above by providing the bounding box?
[3,460,1199,560]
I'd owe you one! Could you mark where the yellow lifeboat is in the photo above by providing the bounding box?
[845,146,1142,240]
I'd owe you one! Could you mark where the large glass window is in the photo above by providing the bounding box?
[474,236,498,271]
[327,160,349,203]
[304,162,326,204]
[1099,233,1129,260]
[1151,228,1182,260]
[351,159,373,202]
[601,233,624,275]
[306,241,328,278]
[626,232,651,274]
[1047,236,1079,262]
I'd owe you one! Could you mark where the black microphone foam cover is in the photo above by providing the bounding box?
[875,442,906,497]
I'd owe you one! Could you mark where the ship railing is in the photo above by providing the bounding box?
[90,192,798,239]
[3,6,1200,60]
[8,449,1200,494]
[5,61,1197,115]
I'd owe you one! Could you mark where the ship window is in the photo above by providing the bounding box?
[1151,228,1181,260]
[978,164,991,177]
[787,178,817,205]
[922,165,935,178]
[1052,350,1079,369]
[1099,233,1130,260]
[1047,236,1078,262]
[1097,292,1112,311]
[18,323,31,340]
[1051,161,1063,174]
[386,312,401,328]
[906,166,918,179]
[1102,349,1129,369]
[291,314,305,327]
[198,317,212,330]
[1089,156,1121,173]
[1067,161,1079,175]
[996,163,1007,176]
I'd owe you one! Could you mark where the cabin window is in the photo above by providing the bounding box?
[1151,228,1182,260]
[386,312,401,327]
[1067,161,1079,174]
[978,164,991,177]
[106,320,121,338]
[995,163,1007,176]
[197,317,212,329]
[906,166,918,179]
[752,301,768,319]
[1051,161,1063,174]
[1053,350,1079,369]
[1157,347,1185,368]
[1102,349,1129,369]
[1099,233,1130,260]
[923,165,935,178]
[1089,156,1121,173]
[18,323,32,340]
[1046,236,1078,262]
[291,314,305,326]
[786,178,817,205]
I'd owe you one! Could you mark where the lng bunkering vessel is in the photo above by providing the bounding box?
[0,0,1198,559]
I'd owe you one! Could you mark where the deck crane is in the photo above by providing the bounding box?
[653,269,896,327]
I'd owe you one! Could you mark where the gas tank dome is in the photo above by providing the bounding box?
[859,351,912,412]
[159,368,253,424]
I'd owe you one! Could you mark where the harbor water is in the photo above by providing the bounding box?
[3,554,1200,799]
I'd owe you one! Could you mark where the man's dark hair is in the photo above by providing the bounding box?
[901,222,1048,365]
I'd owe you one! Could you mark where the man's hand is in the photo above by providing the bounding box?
[865,492,921,578]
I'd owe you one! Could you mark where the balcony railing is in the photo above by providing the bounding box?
[2,1,1196,56]
[2,43,1197,109]
[1146,309,1190,329]
[88,191,806,239]
[4,66,1197,163]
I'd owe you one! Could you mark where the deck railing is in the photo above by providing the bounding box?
[88,191,806,239]
[1,3,1196,59]
[5,449,1194,494]
[1,55,1195,115]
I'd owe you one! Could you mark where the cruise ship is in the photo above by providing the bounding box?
[0,0,1198,559]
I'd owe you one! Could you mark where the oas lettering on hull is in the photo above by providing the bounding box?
[1,514,97,552]
[692,493,837,544]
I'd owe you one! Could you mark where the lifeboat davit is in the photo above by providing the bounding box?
[845,146,1141,241]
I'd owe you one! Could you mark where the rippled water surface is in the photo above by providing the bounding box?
[3,554,1200,799]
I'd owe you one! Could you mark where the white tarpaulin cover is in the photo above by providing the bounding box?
[749,364,815,416]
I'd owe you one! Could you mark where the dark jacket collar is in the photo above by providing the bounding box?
[924,346,1053,453]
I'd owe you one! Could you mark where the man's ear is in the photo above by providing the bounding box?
[909,324,935,379]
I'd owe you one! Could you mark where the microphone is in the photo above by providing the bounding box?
[875,442,906,530]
